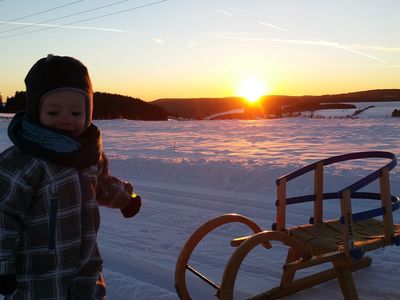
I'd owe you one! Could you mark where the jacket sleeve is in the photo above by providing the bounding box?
[96,153,133,209]
[0,166,33,275]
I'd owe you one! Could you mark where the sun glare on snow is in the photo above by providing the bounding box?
[237,78,270,103]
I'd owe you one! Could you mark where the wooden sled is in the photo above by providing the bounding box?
[175,151,400,300]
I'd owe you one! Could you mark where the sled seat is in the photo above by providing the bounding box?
[231,218,400,255]
[288,218,400,256]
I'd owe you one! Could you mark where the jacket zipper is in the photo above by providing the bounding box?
[49,198,58,250]
[78,171,85,253]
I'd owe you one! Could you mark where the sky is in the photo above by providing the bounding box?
[1,0,400,102]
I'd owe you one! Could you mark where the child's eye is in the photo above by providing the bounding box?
[72,112,82,116]
[47,111,58,116]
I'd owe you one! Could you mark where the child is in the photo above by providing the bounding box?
[0,54,141,299]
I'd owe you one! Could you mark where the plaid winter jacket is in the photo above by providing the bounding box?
[0,146,133,299]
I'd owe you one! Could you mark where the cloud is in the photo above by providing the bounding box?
[203,32,264,41]
[153,38,165,44]
[218,9,232,17]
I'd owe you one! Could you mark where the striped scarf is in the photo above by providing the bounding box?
[19,114,81,152]
[8,112,102,169]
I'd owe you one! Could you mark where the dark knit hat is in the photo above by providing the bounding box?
[25,54,93,128]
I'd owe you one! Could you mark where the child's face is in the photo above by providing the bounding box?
[39,90,86,136]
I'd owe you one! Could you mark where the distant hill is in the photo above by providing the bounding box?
[151,97,247,120]
[93,92,167,120]
[0,91,168,121]
[152,89,400,119]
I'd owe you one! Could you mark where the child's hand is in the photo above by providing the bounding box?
[0,274,17,295]
[121,193,142,218]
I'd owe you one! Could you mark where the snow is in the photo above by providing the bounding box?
[300,101,400,119]
[1,102,400,299]
[204,109,245,120]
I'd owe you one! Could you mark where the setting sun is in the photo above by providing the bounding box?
[237,78,270,103]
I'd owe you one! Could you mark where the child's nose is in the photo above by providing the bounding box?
[59,114,72,124]
[60,111,71,118]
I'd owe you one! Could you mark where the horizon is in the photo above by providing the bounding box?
[3,87,400,103]
[1,114,400,299]
[1,1,399,101]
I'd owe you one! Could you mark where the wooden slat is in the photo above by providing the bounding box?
[280,248,298,287]
[314,161,324,223]
[284,251,343,272]
[288,227,315,241]
[230,235,272,249]
[355,238,387,252]
[379,167,394,243]
[276,178,287,231]
[340,189,353,258]
[333,259,359,300]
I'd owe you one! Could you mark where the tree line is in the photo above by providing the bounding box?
[0,91,168,121]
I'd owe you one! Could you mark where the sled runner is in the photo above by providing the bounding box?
[175,151,400,300]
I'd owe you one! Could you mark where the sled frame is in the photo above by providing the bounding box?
[175,151,400,300]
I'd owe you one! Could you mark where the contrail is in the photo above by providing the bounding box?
[348,44,400,52]
[322,64,400,68]
[313,38,387,64]
[266,37,387,64]
[206,33,387,64]
[257,20,387,63]
[0,21,134,33]
[259,22,289,32]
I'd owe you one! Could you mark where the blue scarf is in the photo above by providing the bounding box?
[8,112,102,169]
[18,114,81,153]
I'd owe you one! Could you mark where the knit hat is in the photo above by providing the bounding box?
[24,54,93,129]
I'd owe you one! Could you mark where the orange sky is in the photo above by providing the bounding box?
[1,1,399,102]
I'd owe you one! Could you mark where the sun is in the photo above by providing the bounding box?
[237,78,270,103]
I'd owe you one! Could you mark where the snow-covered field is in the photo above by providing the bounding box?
[1,102,400,299]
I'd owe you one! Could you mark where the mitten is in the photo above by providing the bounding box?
[0,274,17,295]
[121,193,142,218]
